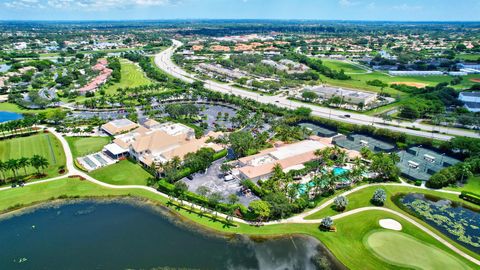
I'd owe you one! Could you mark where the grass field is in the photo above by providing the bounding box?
[456,54,480,61]
[65,136,111,158]
[89,159,152,185]
[0,178,477,270]
[305,184,478,220]
[304,184,480,263]
[319,68,480,97]
[446,175,480,194]
[104,59,152,95]
[320,59,367,73]
[364,230,470,270]
[0,102,55,114]
[0,133,66,179]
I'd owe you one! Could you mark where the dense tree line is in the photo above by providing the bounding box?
[0,155,49,183]
[285,52,351,80]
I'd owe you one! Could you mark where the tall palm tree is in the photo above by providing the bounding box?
[30,155,49,175]
[17,157,30,176]
[6,159,19,181]
[0,160,6,182]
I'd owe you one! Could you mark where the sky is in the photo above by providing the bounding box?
[0,0,479,21]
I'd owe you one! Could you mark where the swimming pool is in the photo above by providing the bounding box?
[333,167,349,176]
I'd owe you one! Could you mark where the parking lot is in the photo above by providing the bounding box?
[180,158,259,206]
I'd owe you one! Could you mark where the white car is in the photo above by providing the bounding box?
[224,174,234,182]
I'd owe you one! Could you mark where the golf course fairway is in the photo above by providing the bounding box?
[365,230,472,270]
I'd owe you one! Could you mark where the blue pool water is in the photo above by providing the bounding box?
[0,111,23,123]
[333,167,348,176]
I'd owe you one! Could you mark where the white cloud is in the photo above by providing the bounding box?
[3,0,176,10]
[338,0,361,7]
[393,3,423,11]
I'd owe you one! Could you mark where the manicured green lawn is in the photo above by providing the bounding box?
[65,136,111,158]
[320,71,480,97]
[365,230,470,270]
[0,102,54,114]
[0,133,66,179]
[446,176,480,194]
[89,159,152,185]
[321,59,367,73]
[306,184,478,220]
[304,184,480,263]
[0,179,477,270]
[456,54,480,61]
[104,59,152,95]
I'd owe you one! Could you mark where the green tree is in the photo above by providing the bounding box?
[371,188,387,206]
[17,157,30,176]
[320,216,333,230]
[249,200,271,221]
[334,196,348,211]
[302,91,318,101]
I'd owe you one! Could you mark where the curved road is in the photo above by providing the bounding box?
[0,128,478,266]
[154,40,480,141]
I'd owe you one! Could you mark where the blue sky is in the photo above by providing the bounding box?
[0,0,479,21]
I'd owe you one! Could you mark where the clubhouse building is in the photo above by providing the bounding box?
[232,136,360,182]
[102,119,223,168]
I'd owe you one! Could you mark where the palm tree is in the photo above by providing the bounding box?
[30,155,49,175]
[17,157,30,176]
[459,164,473,183]
[6,159,19,181]
[0,160,6,182]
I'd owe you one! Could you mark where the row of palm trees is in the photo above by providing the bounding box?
[0,116,39,139]
[0,155,49,183]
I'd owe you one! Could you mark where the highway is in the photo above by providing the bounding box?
[155,40,480,141]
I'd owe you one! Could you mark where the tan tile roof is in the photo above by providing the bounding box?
[101,119,139,135]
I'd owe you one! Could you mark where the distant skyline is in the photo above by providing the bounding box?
[0,0,479,21]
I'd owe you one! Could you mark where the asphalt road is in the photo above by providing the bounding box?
[155,40,480,141]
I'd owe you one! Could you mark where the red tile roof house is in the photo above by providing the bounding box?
[78,59,113,94]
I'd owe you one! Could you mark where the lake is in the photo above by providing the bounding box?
[399,193,480,253]
[0,111,23,123]
[0,199,344,270]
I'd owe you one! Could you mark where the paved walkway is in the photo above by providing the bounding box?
[0,128,478,266]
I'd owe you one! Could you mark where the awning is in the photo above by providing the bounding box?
[104,143,128,156]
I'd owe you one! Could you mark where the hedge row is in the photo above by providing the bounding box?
[460,191,480,206]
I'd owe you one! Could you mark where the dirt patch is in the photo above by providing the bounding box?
[391,82,428,88]
[470,78,480,83]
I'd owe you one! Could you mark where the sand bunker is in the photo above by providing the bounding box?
[391,82,428,88]
[379,219,402,231]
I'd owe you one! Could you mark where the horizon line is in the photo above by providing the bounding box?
[0,18,480,23]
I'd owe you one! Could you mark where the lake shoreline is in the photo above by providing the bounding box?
[0,195,346,269]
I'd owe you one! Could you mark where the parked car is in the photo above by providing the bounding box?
[224,174,234,182]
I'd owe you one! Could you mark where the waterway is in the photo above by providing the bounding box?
[0,199,345,270]
[399,193,480,253]
[0,111,23,123]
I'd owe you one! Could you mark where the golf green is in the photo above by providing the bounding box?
[364,230,471,270]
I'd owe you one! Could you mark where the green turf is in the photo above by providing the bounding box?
[456,54,480,61]
[65,136,111,158]
[0,102,55,114]
[0,179,477,270]
[104,58,152,94]
[365,230,470,270]
[320,59,367,73]
[0,133,66,179]
[89,159,152,185]
[446,175,480,194]
[306,184,478,219]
